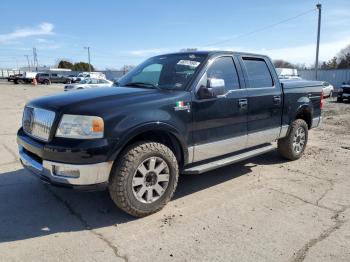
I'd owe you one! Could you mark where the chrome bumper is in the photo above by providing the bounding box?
[19,145,113,187]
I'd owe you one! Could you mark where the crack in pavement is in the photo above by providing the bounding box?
[266,187,336,212]
[291,205,349,262]
[2,143,18,160]
[265,186,349,262]
[316,180,335,207]
[45,186,128,262]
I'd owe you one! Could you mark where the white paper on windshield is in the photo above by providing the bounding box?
[177,60,200,68]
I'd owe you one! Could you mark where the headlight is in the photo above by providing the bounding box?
[56,114,104,139]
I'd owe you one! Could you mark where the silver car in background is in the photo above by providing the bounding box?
[64,78,113,91]
[322,81,334,98]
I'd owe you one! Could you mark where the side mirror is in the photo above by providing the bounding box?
[207,78,225,97]
[197,74,226,99]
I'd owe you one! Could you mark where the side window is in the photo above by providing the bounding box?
[51,73,58,77]
[207,57,240,92]
[242,58,273,88]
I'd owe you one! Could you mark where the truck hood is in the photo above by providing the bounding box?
[27,86,166,114]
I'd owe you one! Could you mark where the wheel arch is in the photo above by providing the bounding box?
[108,122,188,168]
[294,105,313,129]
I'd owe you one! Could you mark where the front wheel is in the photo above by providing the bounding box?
[337,97,343,102]
[109,142,179,217]
[278,119,308,160]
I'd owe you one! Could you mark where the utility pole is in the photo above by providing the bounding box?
[33,47,39,70]
[84,46,92,72]
[24,55,31,71]
[315,3,322,80]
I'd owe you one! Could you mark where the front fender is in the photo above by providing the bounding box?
[107,121,188,164]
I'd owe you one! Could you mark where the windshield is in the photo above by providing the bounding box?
[117,53,207,90]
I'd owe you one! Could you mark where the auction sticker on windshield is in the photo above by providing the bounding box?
[177,60,201,68]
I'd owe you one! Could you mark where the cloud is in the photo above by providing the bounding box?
[129,48,170,57]
[0,23,54,44]
[36,38,48,43]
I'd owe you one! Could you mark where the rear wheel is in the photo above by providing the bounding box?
[109,142,179,217]
[278,119,308,160]
[44,79,50,85]
[337,97,343,102]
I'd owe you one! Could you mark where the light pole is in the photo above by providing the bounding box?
[24,55,31,71]
[315,3,322,80]
[84,46,92,72]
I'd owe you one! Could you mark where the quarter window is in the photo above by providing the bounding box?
[243,58,273,88]
[207,57,240,92]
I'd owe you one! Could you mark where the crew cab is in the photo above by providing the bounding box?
[36,73,72,85]
[17,51,323,217]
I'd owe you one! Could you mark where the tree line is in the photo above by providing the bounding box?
[57,60,95,71]
[320,44,350,69]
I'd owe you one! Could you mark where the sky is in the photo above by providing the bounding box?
[0,0,349,70]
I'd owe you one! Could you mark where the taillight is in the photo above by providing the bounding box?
[320,91,324,109]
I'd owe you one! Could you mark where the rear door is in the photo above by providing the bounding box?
[50,73,60,83]
[191,55,248,162]
[238,56,282,148]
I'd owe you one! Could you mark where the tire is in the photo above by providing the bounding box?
[65,79,72,84]
[278,119,308,160]
[109,142,179,217]
[337,97,343,102]
[44,79,50,85]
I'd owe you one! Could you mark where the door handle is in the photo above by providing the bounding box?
[238,99,248,109]
[273,96,281,104]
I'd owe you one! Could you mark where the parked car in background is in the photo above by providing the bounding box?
[64,78,113,91]
[76,72,106,82]
[14,72,38,84]
[322,81,334,98]
[7,74,23,82]
[36,73,72,85]
[276,68,302,80]
[337,82,350,102]
[67,74,79,83]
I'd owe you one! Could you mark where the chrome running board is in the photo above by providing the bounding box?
[182,144,275,174]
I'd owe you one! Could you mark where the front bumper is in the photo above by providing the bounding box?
[339,93,350,98]
[19,145,112,190]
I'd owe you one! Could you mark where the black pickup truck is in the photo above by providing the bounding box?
[17,51,323,217]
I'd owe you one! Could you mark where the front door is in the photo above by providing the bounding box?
[191,56,248,162]
[239,56,282,148]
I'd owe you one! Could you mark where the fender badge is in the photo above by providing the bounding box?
[174,101,191,112]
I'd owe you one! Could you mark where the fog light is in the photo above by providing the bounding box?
[53,166,80,178]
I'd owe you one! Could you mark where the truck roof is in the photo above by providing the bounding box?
[159,50,270,59]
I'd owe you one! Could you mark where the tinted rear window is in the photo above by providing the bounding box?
[243,58,273,88]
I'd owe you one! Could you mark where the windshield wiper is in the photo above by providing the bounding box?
[124,82,160,89]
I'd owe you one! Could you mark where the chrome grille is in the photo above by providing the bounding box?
[22,107,56,141]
